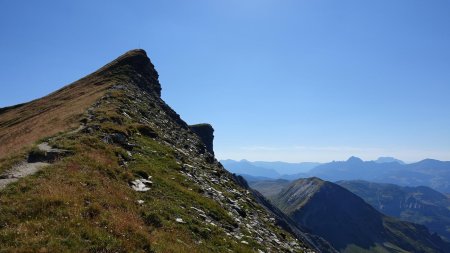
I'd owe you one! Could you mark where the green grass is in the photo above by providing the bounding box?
[0,93,265,253]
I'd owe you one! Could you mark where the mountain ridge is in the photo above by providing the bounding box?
[225,157,450,193]
[0,49,317,252]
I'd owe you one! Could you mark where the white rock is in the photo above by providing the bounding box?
[175,218,185,223]
[137,200,145,204]
[131,178,153,192]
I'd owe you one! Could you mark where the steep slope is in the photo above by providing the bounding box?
[271,177,450,253]
[0,50,153,161]
[233,175,338,253]
[337,180,450,242]
[0,50,315,252]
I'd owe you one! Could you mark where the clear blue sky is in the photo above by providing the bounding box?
[1,0,450,162]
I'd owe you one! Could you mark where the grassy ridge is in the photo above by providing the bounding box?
[0,85,300,252]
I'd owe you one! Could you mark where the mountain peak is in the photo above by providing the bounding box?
[346,156,363,163]
[0,49,315,252]
[96,49,161,97]
[375,156,405,164]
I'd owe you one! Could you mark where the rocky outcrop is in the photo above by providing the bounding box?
[96,49,162,97]
[189,123,214,155]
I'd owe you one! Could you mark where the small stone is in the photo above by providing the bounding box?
[137,200,144,204]
[130,178,153,192]
[175,218,185,223]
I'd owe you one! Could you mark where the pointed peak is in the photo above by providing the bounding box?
[98,49,149,71]
[347,156,363,163]
[114,49,149,64]
[96,49,161,97]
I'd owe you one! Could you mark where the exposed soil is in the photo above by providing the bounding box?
[0,142,69,190]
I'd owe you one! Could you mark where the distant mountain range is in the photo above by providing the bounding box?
[310,157,450,193]
[337,180,450,242]
[268,177,450,253]
[222,157,450,193]
[375,156,405,164]
[220,159,319,178]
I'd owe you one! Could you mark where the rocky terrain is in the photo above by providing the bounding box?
[0,49,322,252]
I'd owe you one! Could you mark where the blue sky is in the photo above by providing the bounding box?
[1,0,449,162]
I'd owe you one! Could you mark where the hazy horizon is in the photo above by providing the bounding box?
[218,154,443,164]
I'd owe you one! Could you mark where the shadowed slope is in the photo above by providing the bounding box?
[271,177,450,253]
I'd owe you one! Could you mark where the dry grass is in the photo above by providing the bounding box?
[0,67,114,160]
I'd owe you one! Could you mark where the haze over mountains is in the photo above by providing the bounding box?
[221,159,320,179]
[227,154,450,252]
[223,156,450,193]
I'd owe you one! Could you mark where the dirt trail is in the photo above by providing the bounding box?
[0,162,49,189]
[0,142,68,190]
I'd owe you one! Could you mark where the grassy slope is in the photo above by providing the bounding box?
[0,64,113,170]
[0,90,256,252]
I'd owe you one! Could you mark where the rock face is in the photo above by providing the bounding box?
[97,49,162,97]
[270,177,450,253]
[189,123,215,155]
